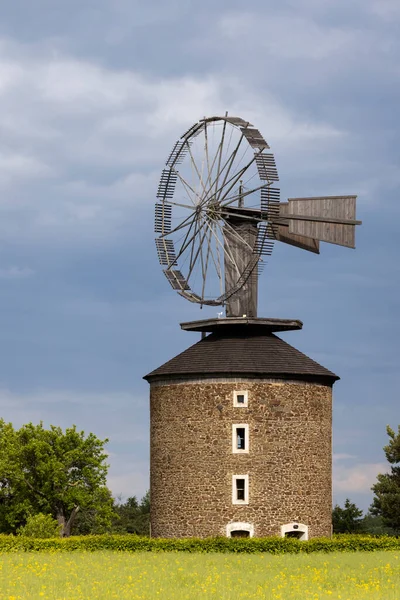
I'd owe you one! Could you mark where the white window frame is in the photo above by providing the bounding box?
[233,390,248,408]
[226,522,254,537]
[232,474,249,505]
[232,424,249,454]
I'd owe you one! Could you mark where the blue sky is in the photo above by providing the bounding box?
[0,0,398,512]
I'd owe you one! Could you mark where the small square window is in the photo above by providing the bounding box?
[232,474,249,504]
[233,390,248,408]
[232,424,249,454]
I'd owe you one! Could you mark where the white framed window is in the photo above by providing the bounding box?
[232,474,249,505]
[233,390,248,407]
[232,424,249,454]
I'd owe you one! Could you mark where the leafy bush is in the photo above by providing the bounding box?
[0,534,399,553]
[17,514,62,539]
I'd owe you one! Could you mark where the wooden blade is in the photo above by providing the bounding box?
[241,127,270,150]
[277,229,320,254]
[163,269,190,290]
[256,153,279,182]
[200,116,254,127]
[155,238,177,266]
[154,202,172,234]
[223,116,253,127]
[157,169,177,201]
[178,290,221,306]
[273,202,320,254]
[287,196,358,248]
[166,140,190,167]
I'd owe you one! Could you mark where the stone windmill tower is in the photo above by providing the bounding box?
[144,115,361,539]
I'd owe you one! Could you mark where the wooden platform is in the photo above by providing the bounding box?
[180,317,303,333]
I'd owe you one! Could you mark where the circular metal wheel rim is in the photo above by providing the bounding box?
[154,115,280,306]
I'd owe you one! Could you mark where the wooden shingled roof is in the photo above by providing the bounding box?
[144,330,339,385]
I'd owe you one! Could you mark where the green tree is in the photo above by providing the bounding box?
[332,498,364,533]
[370,425,400,533]
[72,487,116,535]
[113,490,150,535]
[0,420,116,536]
[361,513,395,536]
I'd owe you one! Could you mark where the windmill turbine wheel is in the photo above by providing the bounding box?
[154,114,361,310]
[154,115,279,307]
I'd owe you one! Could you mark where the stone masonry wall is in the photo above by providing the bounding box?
[150,379,332,538]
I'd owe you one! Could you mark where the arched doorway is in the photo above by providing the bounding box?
[226,522,254,538]
[230,530,250,538]
[280,522,308,541]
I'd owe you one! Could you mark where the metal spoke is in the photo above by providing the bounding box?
[214,224,223,295]
[185,141,208,199]
[188,214,200,275]
[158,211,196,239]
[236,170,258,193]
[221,122,234,176]
[213,133,245,202]
[202,133,224,194]
[205,154,252,208]
[168,199,196,210]
[205,222,223,291]
[219,209,263,223]
[203,133,224,193]
[198,127,207,201]
[174,215,200,264]
[213,117,227,198]
[171,167,198,204]
[221,217,254,252]
[217,156,257,205]
[187,219,209,283]
[221,181,271,208]
[204,121,211,196]
[213,220,241,278]
[221,227,242,278]
[201,225,213,301]
[195,134,245,208]
[199,219,206,291]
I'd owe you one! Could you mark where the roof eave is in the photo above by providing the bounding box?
[144,370,339,386]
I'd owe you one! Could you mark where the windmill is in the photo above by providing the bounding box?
[145,114,361,540]
[155,114,361,318]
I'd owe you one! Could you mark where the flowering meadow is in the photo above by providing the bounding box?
[0,550,399,599]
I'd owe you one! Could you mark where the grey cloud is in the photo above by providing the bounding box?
[0,40,360,249]
[333,461,387,493]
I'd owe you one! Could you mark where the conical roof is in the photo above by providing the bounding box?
[144,328,339,384]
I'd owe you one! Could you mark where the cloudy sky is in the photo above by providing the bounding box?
[0,0,398,513]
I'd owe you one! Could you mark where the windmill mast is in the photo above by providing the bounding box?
[223,181,259,318]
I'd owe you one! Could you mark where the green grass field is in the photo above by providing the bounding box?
[0,551,399,599]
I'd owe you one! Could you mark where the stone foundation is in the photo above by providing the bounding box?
[150,378,332,539]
